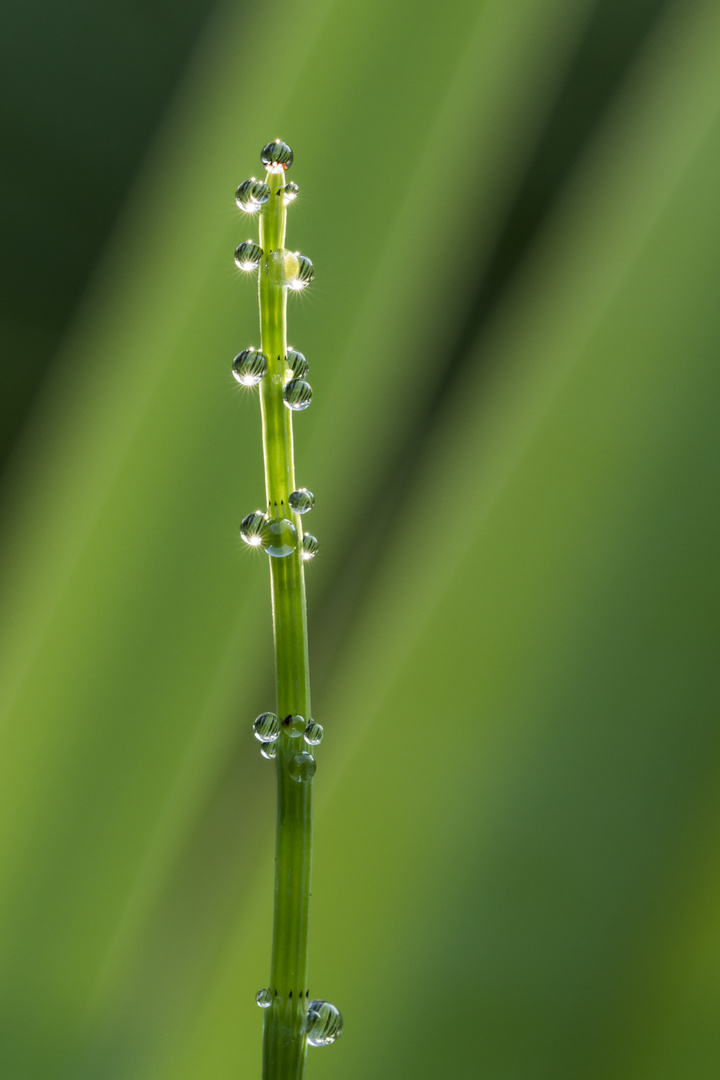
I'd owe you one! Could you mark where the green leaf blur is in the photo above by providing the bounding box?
[0,0,719,1077]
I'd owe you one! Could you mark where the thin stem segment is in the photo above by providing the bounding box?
[258,169,313,1080]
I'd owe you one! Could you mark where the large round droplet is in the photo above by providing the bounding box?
[302,534,319,561]
[261,518,298,558]
[287,751,316,783]
[285,349,309,379]
[232,348,268,386]
[240,511,267,547]
[260,741,277,760]
[236,178,270,212]
[253,712,280,742]
[261,139,293,172]
[304,720,323,746]
[256,988,273,1008]
[283,379,312,411]
[288,254,314,291]
[281,181,299,203]
[235,241,263,271]
[289,488,314,514]
[283,714,306,738]
[306,1001,343,1046]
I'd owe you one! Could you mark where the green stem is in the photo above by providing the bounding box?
[258,169,312,1080]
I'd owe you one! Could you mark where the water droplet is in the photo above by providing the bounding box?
[260,741,277,760]
[256,988,273,1008]
[261,139,293,173]
[302,534,319,561]
[253,712,281,742]
[283,714,306,738]
[287,751,317,783]
[288,254,314,291]
[240,511,267,547]
[283,379,312,411]
[304,720,323,746]
[236,178,270,212]
[264,248,298,287]
[289,488,315,514]
[281,181,299,203]
[285,349,309,379]
[235,241,263,271]
[261,518,298,558]
[232,348,268,386]
[306,1001,343,1046]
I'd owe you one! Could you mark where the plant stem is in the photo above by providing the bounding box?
[258,168,312,1080]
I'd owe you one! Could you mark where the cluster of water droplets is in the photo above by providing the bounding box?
[254,990,343,1048]
[251,711,324,766]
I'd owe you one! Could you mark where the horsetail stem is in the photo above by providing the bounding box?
[234,140,342,1080]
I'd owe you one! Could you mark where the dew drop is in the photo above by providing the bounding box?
[289,488,315,514]
[288,254,314,291]
[234,241,263,271]
[287,751,317,783]
[256,988,273,1008]
[261,518,298,558]
[283,714,306,738]
[253,712,280,742]
[264,248,298,287]
[236,178,270,212]
[232,348,268,386]
[280,181,299,203]
[283,379,312,411]
[240,511,267,546]
[260,741,277,760]
[304,720,323,746]
[285,349,309,379]
[261,139,293,173]
[306,1001,343,1046]
[302,534,319,561]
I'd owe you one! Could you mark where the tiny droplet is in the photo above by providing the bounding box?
[235,241,263,271]
[302,534,319,561]
[306,1001,343,1047]
[256,988,273,1008]
[283,379,312,411]
[285,349,309,379]
[289,488,315,514]
[283,714,306,738]
[287,751,317,783]
[261,518,298,558]
[253,712,281,742]
[240,511,267,547]
[288,254,314,291]
[261,140,293,173]
[260,741,277,760]
[281,181,299,203]
[304,720,323,746]
[232,348,268,386]
[236,178,270,212]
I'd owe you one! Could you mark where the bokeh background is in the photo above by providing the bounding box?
[1,0,719,1077]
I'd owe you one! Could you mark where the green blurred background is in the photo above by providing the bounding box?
[1,0,719,1076]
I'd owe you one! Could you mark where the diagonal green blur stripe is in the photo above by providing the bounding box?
[124,1,720,1079]
[0,0,594,1077]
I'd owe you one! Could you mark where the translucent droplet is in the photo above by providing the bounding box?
[261,139,293,173]
[256,988,273,1008]
[236,178,270,212]
[283,379,312,411]
[289,488,314,514]
[306,1001,343,1046]
[260,741,277,760]
[281,181,299,203]
[302,534,319,561]
[253,712,280,742]
[285,349,309,379]
[287,751,317,783]
[283,714,306,738]
[261,518,298,558]
[232,348,268,386]
[235,241,263,271]
[304,720,323,746]
[288,254,314,292]
[265,248,299,287]
[240,511,267,547]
